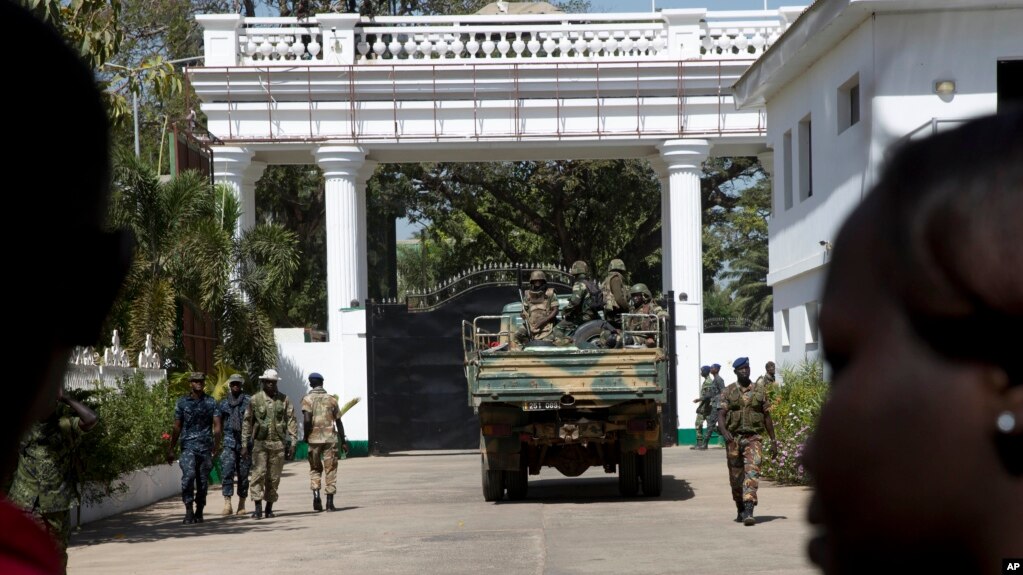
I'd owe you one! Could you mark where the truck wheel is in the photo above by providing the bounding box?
[573,320,611,346]
[641,448,663,496]
[618,452,639,496]
[482,454,505,502]
[505,469,528,500]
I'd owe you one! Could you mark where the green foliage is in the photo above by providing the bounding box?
[339,397,361,418]
[108,154,300,377]
[761,360,829,485]
[75,374,176,504]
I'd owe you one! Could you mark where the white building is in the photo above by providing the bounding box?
[733,0,1023,369]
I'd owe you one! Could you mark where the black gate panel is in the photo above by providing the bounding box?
[367,283,525,453]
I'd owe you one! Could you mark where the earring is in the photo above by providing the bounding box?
[996,411,1016,434]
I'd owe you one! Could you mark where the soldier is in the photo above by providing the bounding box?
[624,283,667,347]
[697,363,726,450]
[756,361,779,405]
[216,374,251,516]
[301,373,350,512]
[718,357,777,526]
[8,389,97,572]
[691,366,713,450]
[600,259,630,329]
[513,271,559,347]
[166,372,221,525]
[242,369,298,520]
[554,261,603,345]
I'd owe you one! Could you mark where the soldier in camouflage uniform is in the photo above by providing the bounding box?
[301,373,349,512]
[600,259,630,329]
[697,363,726,450]
[8,389,97,572]
[623,283,667,347]
[718,357,777,526]
[513,271,560,347]
[242,369,298,520]
[166,372,221,525]
[756,361,779,405]
[553,261,602,345]
[691,365,713,449]
[216,374,251,516]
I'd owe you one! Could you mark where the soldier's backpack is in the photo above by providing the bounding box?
[601,272,623,311]
[581,278,605,314]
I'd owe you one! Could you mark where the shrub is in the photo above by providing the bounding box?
[75,373,176,504]
[762,359,829,485]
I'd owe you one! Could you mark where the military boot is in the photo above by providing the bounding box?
[222,496,233,516]
[252,500,263,520]
[264,501,275,518]
[194,504,205,523]
[743,501,756,526]
[326,494,336,512]
[313,490,322,512]
[734,501,744,523]
[235,497,246,515]
[183,503,195,525]
[690,434,702,450]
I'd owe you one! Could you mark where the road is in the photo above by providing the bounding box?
[70,446,818,574]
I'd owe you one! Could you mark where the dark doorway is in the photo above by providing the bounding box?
[997,59,1023,111]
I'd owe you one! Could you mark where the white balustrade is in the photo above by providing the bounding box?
[205,10,788,67]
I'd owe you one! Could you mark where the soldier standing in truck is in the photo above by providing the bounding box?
[514,270,559,347]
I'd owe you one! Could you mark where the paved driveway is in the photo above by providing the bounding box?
[70,446,818,574]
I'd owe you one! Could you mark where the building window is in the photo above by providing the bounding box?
[804,301,819,350]
[998,60,1023,111]
[781,309,791,350]
[798,115,813,200]
[838,73,860,133]
[782,130,793,210]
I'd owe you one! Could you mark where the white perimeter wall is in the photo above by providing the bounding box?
[675,331,774,427]
[71,464,182,527]
[274,309,369,443]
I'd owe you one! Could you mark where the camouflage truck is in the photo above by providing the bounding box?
[462,300,670,501]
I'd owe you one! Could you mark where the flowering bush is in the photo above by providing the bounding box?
[762,360,829,485]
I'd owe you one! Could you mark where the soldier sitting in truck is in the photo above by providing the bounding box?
[553,261,604,346]
[624,283,668,348]
[513,270,560,347]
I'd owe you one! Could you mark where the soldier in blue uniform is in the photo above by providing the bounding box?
[216,374,251,516]
[166,372,222,524]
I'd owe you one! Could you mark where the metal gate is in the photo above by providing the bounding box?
[366,264,677,453]
[366,265,572,453]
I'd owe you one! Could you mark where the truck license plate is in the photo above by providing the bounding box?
[524,401,561,411]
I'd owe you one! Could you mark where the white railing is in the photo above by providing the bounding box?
[64,331,167,391]
[197,8,803,67]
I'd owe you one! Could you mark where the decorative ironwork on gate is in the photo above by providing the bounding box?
[380,262,575,312]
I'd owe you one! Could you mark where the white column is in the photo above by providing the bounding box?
[240,161,267,233]
[659,140,709,435]
[356,161,377,303]
[212,146,255,239]
[315,146,367,339]
[757,150,776,215]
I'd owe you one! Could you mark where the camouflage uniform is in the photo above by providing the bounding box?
[514,287,559,345]
[694,373,716,445]
[554,271,600,345]
[624,300,667,347]
[8,414,87,571]
[301,387,341,495]
[242,390,298,504]
[601,268,629,328]
[174,394,218,509]
[721,380,771,505]
[218,392,251,498]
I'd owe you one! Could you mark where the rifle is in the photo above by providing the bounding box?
[518,289,532,339]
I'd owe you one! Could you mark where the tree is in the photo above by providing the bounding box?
[107,152,300,374]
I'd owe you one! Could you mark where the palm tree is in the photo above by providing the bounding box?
[723,243,772,329]
[107,152,299,375]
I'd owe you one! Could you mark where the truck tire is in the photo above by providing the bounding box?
[618,451,639,496]
[641,448,663,496]
[573,320,611,347]
[482,454,505,502]
[505,469,528,500]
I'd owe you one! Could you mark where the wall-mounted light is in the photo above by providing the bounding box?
[934,80,956,96]
[819,240,833,251]
[679,292,688,302]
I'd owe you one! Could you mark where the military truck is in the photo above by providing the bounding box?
[462,301,670,501]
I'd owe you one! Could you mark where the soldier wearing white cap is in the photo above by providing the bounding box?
[241,369,297,520]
